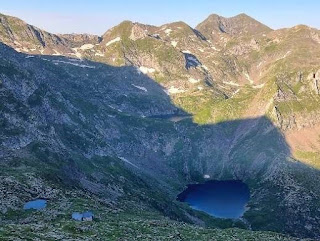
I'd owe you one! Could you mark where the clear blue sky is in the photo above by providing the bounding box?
[1,0,319,35]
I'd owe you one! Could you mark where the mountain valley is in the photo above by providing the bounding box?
[0,12,320,240]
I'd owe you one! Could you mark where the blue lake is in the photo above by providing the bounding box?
[177,180,250,219]
[24,199,47,210]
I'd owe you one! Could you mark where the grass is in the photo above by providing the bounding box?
[294,150,320,169]
[0,207,302,241]
[173,86,258,124]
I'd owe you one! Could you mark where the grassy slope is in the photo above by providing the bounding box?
[1,214,302,241]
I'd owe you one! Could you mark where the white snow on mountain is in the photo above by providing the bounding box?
[80,44,95,50]
[132,84,148,92]
[139,66,155,74]
[188,77,200,84]
[106,37,121,47]
[168,86,185,94]
[171,41,178,47]
[164,29,172,35]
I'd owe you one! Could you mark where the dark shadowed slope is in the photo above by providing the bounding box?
[0,43,320,239]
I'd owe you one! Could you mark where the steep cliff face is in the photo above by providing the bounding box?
[0,13,69,54]
[0,13,102,56]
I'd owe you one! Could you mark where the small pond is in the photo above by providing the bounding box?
[177,180,250,219]
[24,199,47,210]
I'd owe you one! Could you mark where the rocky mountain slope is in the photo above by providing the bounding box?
[196,13,272,39]
[0,13,101,56]
[0,12,320,240]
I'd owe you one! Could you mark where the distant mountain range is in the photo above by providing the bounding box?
[0,12,320,240]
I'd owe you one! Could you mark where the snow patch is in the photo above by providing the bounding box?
[188,77,200,84]
[257,61,264,68]
[182,50,191,54]
[13,41,21,46]
[223,81,240,86]
[119,157,139,168]
[139,66,155,74]
[79,44,95,50]
[198,86,203,91]
[168,86,185,94]
[52,49,61,56]
[106,37,121,47]
[252,83,265,89]
[171,41,178,47]
[202,65,208,70]
[211,46,219,51]
[132,84,147,92]
[203,174,210,179]
[15,47,29,53]
[95,52,104,57]
[164,29,172,35]
[163,89,170,95]
[51,60,95,69]
[277,51,291,61]
[231,89,240,97]
[244,72,254,84]
[71,48,82,58]
[68,58,82,62]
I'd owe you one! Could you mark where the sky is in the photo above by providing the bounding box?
[1,0,319,35]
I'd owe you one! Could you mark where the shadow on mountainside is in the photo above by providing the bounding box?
[0,42,320,239]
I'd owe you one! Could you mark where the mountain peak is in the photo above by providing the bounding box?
[196,13,272,39]
[102,20,158,43]
[206,13,222,19]
[234,13,250,18]
[0,13,66,50]
[159,21,193,33]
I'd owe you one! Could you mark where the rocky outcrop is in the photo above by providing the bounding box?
[58,33,102,47]
[308,70,320,94]
[129,24,148,40]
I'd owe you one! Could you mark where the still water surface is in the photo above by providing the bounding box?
[177,180,250,219]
